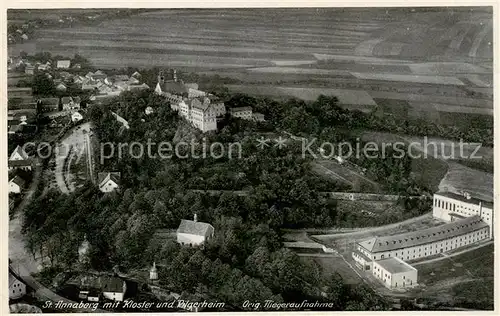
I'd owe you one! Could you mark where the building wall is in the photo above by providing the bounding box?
[360,226,490,262]
[433,195,493,228]
[372,261,417,289]
[231,110,252,120]
[100,181,119,193]
[390,269,417,288]
[177,233,206,246]
[8,182,21,194]
[352,252,373,271]
[213,103,226,116]
[103,291,124,302]
[9,280,26,299]
[9,165,32,172]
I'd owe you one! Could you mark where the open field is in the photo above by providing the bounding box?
[226,85,378,106]
[311,159,381,192]
[351,72,464,85]
[360,131,449,191]
[438,162,493,202]
[411,244,493,309]
[8,8,492,121]
[304,256,364,285]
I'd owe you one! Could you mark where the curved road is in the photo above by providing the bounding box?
[9,145,102,312]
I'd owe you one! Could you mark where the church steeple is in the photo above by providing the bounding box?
[150,262,158,281]
[78,234,90,267]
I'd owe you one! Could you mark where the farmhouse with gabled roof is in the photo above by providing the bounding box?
[98,172,121,193]
[176,214,214,247]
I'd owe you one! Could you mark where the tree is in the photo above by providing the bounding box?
[32,73,55,96]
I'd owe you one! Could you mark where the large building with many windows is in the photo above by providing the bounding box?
[353,215,489,270]
[432,191,493,229]
[352,191,493,289]
[155,70,226,133]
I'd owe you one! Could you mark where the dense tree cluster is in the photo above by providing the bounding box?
[21,89,395,310]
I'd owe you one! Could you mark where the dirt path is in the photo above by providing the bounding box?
[311,212,432,239]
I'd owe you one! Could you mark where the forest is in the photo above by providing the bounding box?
[20,89,423,310]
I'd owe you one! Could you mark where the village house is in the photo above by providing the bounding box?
[37,98,60,112]
[62,96,81,110]
[59,71,74,81]
[229,106,253,120]
[37,63,50,71]
[98,172,121,193]
[10,145,29,161]
[79,275,127,302]
[127,76,140,85]
[72,111,84,123]
[56,82,68,92]
[92,70,107,81]
[252,112,266,122]
[111,112,130,129]
[8,175,26,194]
[145,106,154,115]
[113,74,129,82]
[131,71,141,78]
[24,65,34,75]
[56,60,71,69]
[8,145,32,172]
[176,214,214,247]
[128,83,150,91]
[9,272,27,300]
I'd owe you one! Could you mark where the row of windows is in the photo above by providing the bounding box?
[378,219,487,247]
[374,230,488,260]
[435,198,457,212]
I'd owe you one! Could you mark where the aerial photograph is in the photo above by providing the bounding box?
[6,7,494,312]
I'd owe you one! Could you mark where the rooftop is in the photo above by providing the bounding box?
[177,219,214,237]
[81,275,124,293]
[376,257,416,274]
[9,175,26,187]
[11,145,29,160]
[8,159,32,167]
[358,215,489,253]
[434,191,493,209]
[98,172,121,188]
[230,106,252,112]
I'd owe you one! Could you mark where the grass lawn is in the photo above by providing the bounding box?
[412,244,493,310]
[305,256,364,285]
